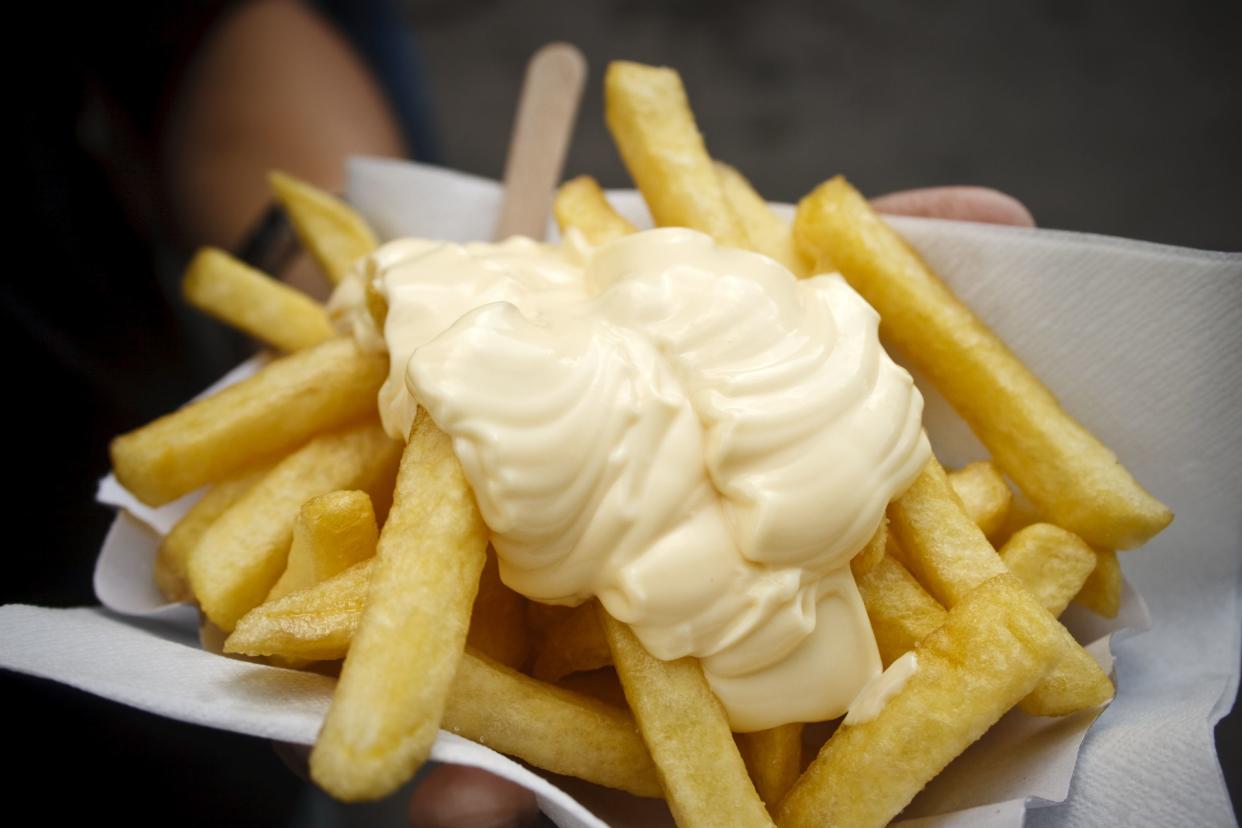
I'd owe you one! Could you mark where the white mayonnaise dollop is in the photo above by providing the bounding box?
[330,227,930,731]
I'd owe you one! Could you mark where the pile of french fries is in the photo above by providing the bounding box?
[110,60,1171,827]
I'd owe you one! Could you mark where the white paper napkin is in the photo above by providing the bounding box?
[2,158,1238,827]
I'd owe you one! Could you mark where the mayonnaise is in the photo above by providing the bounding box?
[330,227,930,731]
[843,651,919,726]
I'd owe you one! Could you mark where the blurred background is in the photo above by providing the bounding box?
[8,0,1239,824]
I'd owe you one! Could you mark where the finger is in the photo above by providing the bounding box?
[871,186,1035,227]
[408,764,541,828]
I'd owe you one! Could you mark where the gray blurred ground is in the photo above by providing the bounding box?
[406,0,1240,251]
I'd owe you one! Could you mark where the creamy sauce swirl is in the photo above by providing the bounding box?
[330,228,930,731]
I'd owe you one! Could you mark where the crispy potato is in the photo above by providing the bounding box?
[777,574,1066,828]
[111,337,387,506]
[850,519,889,580]
[269,171,378,285]
[533,600,612,683]
[226,558,374,661]
[310,410,489,801]
[990,491,1043,547]
[889,458,1113,716]
[189,421,399,632]
[737,723,803,814]
[598,605,773,827]
[467,550,530,670]
[266,490,377,603]
[228,597,658,797]
[857,551,947,668]
[1074,547,1123,618]
[182,248,337,352]
[1000,523,1097,618]
[948,461,1012,540]
[554,175,637,245]
[793,177,1172,550]
[715,161,811,276]
[604,62,748,247]
[558,668,629,709]
[447,650,661,797]
[155,465,270,603]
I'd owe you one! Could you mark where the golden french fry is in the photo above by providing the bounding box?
[1000,523,1097,618]
[467,550,530,670]
[266,490,377,603]
[948,461,1012,540]
[269,171,378,285]
[604,61,748,247]
[310,410,489,801]
[737,723,802,814]
[189,421,400,631]
[1074,548,1122,618]
[715,161,810,276]
[533,600,612,683]
[991,491,1043,547]
[228,594,658,797]
[182,248,337,352]
[226,558,374,661]
[554,175,637,245]
[856,551,947,668]
[558,668,628,709]
[889,458,1113,716]
[111,337,387,506]
[793,177,1172,551]
[598,605,773,828]
[155,465,271,603]
[447,650,661,797]
[849,518,888,580]
[777,574,1066,828]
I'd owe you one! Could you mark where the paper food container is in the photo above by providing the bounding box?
[3,158,1239,827]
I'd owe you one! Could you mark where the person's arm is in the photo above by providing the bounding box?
[160,0,405,254]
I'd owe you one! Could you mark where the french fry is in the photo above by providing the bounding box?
[467,550,530,670]
[737,724,802,814]
[182,248,337,352]
[849,519,889,580]
[226,558,374,661]
[999,523,1097,618]
[111,337,387,506]
[447,651,661,797]
[269,171,378,285]
[558,668,629,709]
[604,61,748,247]
[793,176,1172,551]
[888,458,1114,716]
[947,461,1012,540]
[228,597,659,797]
[715,161,810,276]
[155,464,270,603]
[310,410,489,801]
[189,420,400,631]
[265,490,378,603]
[1074,548,1122,618]
[777,574,1066,828]
[533,600,612,683]
[598,605,773,828]
[856,551,947,668]
[553,175,637,245]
